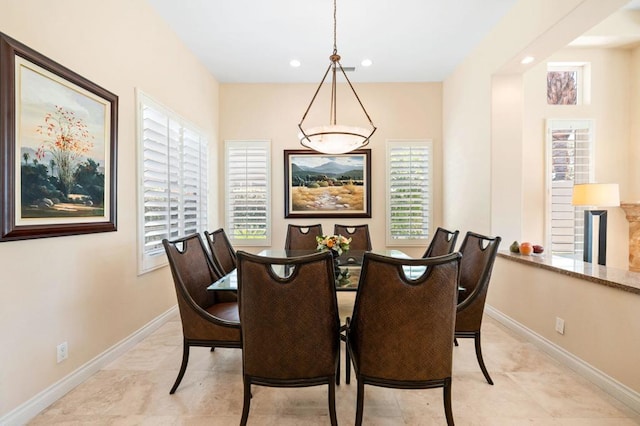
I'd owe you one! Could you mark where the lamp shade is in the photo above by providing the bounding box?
[299,124,372,154]
[572,183,620,207]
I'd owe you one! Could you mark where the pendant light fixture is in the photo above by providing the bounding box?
[298,0,376,154]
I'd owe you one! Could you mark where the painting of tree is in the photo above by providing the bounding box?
[17,57,109,219]
[35,105,95,197]
[0,32,117,241]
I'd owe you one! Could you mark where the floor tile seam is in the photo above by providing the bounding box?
[506,372,592,420]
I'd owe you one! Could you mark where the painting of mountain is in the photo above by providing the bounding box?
[284,150,371,218]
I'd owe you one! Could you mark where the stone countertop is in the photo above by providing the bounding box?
[497,251,640,295]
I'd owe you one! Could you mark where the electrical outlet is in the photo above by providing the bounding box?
[56,342,68,363]
[555,317,565,335]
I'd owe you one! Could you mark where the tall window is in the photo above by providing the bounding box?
[386,140,432,246]
[546,119,593,256]
[137,91,208,273]
[225,140,271,246]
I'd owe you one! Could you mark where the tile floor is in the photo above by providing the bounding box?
[30,294,640,425]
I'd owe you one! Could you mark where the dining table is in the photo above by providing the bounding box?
[207,249,422,292]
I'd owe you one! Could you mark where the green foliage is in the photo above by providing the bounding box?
[21,162,64,205]
[233,228,267,240]
[74,158,104,206]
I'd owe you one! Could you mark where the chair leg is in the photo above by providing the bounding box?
[443,377,454,425]
[344,317,351,385]
[345,335,351,385]
[454,337,458,346]
[170,340,190,394]
[210,347,215,352]
[240,377,251,426]
[336,340,341,386]
[355,378,365,426]
[474,331,494,385]
[328,380,338,426]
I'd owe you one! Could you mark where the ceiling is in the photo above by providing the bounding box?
[147,0,640,84]
[146,0,519,83]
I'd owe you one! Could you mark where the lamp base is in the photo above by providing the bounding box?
[583,209,607,266]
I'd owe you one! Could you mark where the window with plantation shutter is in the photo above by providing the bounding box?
[386,140,432,246]
[137,91,208,273]
[225,140,271,246]
[546,119,593,256]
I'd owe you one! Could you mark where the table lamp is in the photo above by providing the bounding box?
[571,183,620,265]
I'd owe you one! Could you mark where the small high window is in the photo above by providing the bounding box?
[547,62,590,105]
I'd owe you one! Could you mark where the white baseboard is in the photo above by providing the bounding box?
[0,306,178,426]
[485,305,640,415]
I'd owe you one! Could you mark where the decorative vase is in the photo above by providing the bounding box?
[332,253,341,280]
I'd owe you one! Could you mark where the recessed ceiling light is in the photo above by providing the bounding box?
[361,59,373,67]
[290,59,301,68]
[521,56,535,65]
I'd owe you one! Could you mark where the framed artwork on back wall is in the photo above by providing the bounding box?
[0,32,118,242]
[284,149,371,218]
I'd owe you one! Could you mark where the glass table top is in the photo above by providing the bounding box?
[207,249,428,292]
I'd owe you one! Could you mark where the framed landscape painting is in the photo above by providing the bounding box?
[284,149,371,218]
[0,32,118,241]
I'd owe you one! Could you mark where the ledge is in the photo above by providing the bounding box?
[497,251,640,295]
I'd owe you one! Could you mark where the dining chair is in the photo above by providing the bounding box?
[346,251,462,426]
[284,223,323,250]
[204,228,237,275]
[422,227,459,258]
[162,234,241,394]
[236,250,340,426]
[333,224,372,251]
[455,231,501,385]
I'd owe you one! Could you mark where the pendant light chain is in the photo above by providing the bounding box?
[333,0,337,55]
[330,0,338,124]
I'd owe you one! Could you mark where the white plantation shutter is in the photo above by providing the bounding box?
[546,119,593,255]
[182,127,208,235]
[386,140,432,246]
[138,91,208,273]
[225,141,271,246]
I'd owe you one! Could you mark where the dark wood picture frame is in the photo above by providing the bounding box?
[0,32,118,241]
[284,149,371,218]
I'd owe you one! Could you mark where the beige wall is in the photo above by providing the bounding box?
[219,83,443,258]
[0,0,220,416]
[489,258,640,393]
[632,45,640,199]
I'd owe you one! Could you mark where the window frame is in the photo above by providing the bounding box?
[547,62,590,106]
[545,118,595,257]
[385,139,433,247]
[136,89,209,274]
[224,140,272,247]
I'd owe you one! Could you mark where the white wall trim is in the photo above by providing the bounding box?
[0,306,178,426]
[486,304,640,415]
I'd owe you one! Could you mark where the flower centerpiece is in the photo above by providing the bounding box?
[316,234,351,256]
